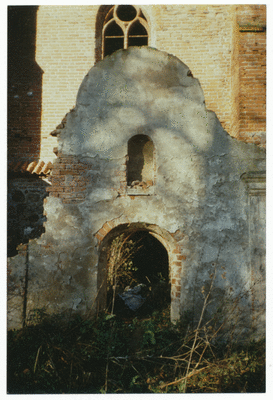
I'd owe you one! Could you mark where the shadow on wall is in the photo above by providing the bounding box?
[8,6,45,256]
[8,6,43,163]
[7,172,49,257]
[157,109,264,333]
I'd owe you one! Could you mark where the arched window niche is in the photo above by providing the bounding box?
[126,134,155,195]
[102,5,149,59]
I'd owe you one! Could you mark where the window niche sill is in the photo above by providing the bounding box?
[126,186,154,196]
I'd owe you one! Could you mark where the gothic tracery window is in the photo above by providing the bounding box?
[102,5,149,58]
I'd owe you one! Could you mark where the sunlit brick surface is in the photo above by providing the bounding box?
[8,5,266,164]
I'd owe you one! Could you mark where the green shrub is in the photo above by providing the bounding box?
[7,307,265,394]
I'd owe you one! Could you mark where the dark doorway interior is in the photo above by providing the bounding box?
[106,230,170,318]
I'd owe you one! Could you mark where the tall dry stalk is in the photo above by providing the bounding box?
[160,268,217,391]
[107,232,143,315]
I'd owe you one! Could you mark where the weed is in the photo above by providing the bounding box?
[7,306,265,394]
[7,270,265,394]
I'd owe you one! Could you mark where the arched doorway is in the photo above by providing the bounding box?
[96,223,181,320]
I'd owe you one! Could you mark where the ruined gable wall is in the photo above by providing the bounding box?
[8,48,265,336]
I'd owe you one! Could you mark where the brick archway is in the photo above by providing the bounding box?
[95,219,185,321]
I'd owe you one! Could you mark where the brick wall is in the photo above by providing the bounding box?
[237,5,266,144]
[238,31,266,144]
[150,4,236,134]
[236,5,266,145]
[46,153,91,204]
[35,5,98,162]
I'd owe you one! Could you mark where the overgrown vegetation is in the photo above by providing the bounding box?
[7,237,265,393]
[7,307,265,394]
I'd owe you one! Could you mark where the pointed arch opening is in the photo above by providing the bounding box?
[103,21,124,58]
[128,20,148,47]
